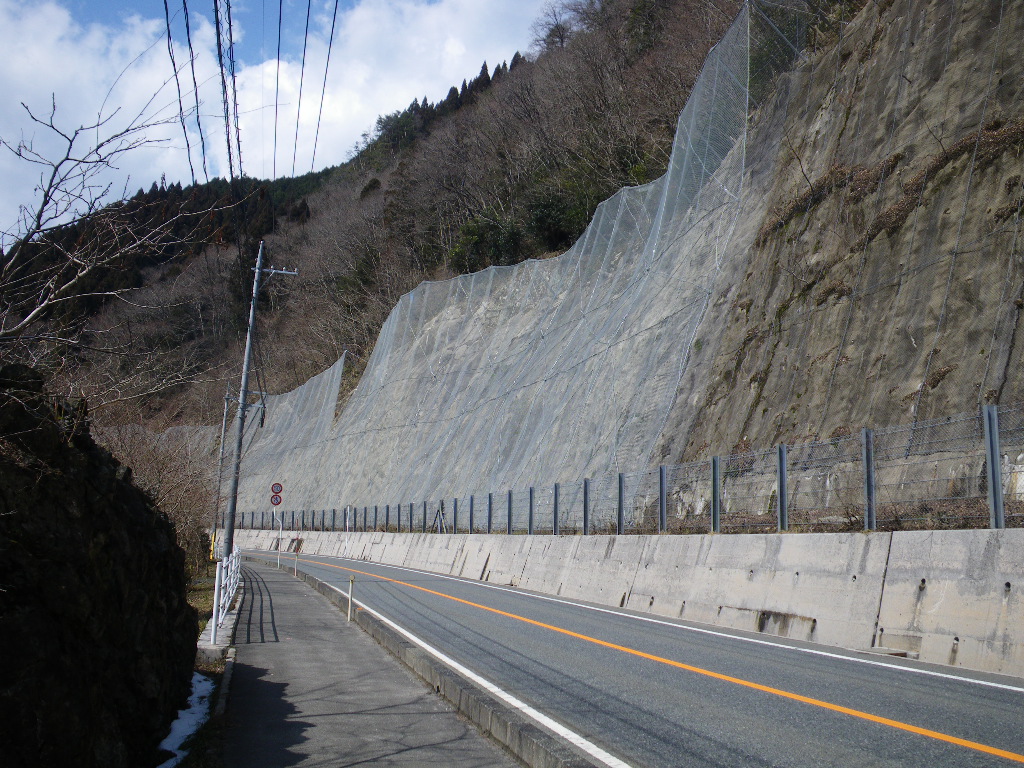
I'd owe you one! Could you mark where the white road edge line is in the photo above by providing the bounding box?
[303,552,1024,695]
[322,582,635,768]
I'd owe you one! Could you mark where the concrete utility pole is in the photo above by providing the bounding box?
[221,241,297,557]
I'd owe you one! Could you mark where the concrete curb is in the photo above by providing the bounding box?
[195,582,244,665]
[244,553,601,768]
[214,647,236,717]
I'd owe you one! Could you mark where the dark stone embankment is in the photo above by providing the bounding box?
[0,364,196,768]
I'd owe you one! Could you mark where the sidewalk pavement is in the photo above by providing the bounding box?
[224,560,520,767]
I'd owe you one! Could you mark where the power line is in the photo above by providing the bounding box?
[162,0,196,185]
[212,0,237,181]
[273,0,284,180]
[291,0,314,177]
[311,0,341,173]
[225,0,245,178]
[181,0,210,182]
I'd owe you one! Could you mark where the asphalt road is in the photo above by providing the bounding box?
[270,552,1024,768]
[226,561,520,767]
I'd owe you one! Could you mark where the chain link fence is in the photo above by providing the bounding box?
[243,403,1021,535]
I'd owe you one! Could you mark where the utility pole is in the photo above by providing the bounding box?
[221,241,297,557]
[214,390,231,533]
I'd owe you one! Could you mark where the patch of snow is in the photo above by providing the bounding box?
[156,672,216,768]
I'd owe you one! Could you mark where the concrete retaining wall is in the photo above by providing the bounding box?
[230,528,1024,676]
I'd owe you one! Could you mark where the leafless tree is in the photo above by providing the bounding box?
[0,99,219,345]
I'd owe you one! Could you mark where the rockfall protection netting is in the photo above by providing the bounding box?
[228,0,1024,532]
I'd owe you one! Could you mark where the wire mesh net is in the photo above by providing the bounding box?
[227,1,1024,533]
[997,403,1024,526]
[872,412,989,530]
[786,435,863,530]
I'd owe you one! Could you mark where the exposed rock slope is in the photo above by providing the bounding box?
[231,0,1023,514]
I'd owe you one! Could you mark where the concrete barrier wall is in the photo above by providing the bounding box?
[229,528,1024,676]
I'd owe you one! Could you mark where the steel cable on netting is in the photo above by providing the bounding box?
[912,0,1008,423]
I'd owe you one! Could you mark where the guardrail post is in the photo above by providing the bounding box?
[453,497,459,533]
[862,429,876,530]
[364,506,369,532]
[291,510,296,530]
[528,487,535,535]
[385,504,390,531]
[553,483,560,536]
[422,500,427,533]
[777,445,788,532]
[583,479,590,535]
[659,465,667,533]
[469,495,475,533]
[211,560,223,645]
[487,492,494,533]
[617,473,625,535]
[507,490,513,534]
[331,508,336,532]
[711,457,721,533]
[984,405,1006,529]
[374,505,378,531]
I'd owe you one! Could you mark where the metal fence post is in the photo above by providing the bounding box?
[365,506,370,532]
[553,483,560,536]
[507,490,513,534]
[984,405,1006,529]
[422,500,427,533]
[659,465,667,533]
[528,487,535,535]
[291,509,296,530]
[711,457,721,533]
[331,508,336,532]
[487,492,493,533]
[617,473,625,535]
[583,479,590,535]
[777,445,788,532]
[374,505,378,531]
[211,561,223,645]
[469,495,475,533]
[385,504,390,531]
[862,429,876,531]
[453,497,459,533]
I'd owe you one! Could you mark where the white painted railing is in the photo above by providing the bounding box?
[210,546,240,645]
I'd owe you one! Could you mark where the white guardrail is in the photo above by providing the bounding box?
[210,546,240,645]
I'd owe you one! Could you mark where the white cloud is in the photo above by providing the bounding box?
[0,0,546,243]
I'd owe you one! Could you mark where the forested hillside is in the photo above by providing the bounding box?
[17,0,740,428]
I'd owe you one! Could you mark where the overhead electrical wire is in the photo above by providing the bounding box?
[311,0,341,173]
[273,0,284,180]
[225,0,245,178]
[162,0,196,185]
[291,0,314,177]
[212,0,237,181]
[181,0,210,182]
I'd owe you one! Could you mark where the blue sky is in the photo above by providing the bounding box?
[0,0,547,241]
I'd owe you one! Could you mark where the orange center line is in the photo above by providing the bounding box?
[296,555,1024,764]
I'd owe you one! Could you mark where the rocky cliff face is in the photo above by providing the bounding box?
[0,365,197,768]
[664,0,1024,460]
